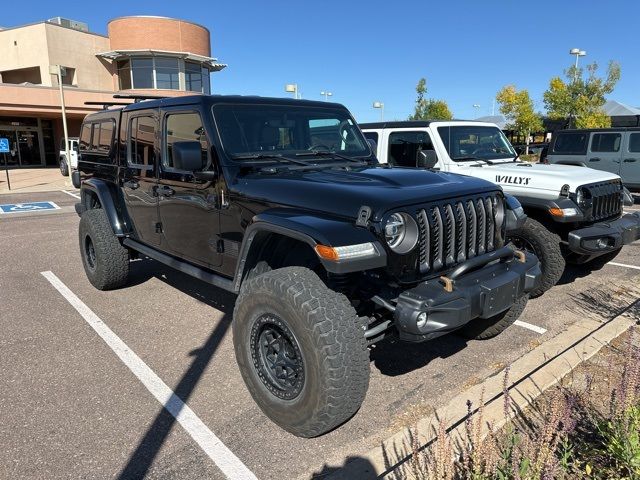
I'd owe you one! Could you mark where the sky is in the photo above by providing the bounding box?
[4,0,639,123]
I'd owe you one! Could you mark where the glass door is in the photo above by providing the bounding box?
[16,129,42,166]
[0,130,19,167]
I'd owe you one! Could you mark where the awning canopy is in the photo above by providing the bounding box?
[602,100,640,117]
[96,49,227,71]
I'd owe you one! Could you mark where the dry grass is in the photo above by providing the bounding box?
[388,329,640,480]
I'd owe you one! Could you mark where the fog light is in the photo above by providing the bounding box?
[416,312,428,329]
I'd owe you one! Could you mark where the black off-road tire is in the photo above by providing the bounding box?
[457,294,529,340]
[59,158,68,176]
[507,217,565,297]
[233,267,370,437]
[79,209,130,290]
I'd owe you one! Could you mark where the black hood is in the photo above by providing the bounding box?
[231,166,501,221]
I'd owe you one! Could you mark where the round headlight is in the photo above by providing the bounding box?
[384,212,418,254]
[576,187,591,207]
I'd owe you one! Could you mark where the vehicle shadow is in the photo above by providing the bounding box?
[116,258,235,480]
[555,262,597,287]
[310,455,378,479]
[369,334,468,377]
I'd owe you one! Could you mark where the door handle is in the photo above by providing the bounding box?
[155,185,175,197]
[123,180,139,190]
[589,158,601,162]
[624,158,637,163]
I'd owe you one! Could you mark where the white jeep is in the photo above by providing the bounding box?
[361,120,640,296]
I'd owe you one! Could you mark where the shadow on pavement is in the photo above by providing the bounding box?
[310,455,378,480]
[370,334,468,376]
[117,258,236,479]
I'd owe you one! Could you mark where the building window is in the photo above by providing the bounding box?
[155,58,180,90]
[117,57,211,93]
[117,60,132,90]
[131,58,154,89]
[185,62,202,93]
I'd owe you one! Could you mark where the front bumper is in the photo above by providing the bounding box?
[567,212,640,256]
[394,247,541,342]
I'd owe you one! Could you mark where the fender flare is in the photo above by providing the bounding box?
[81,178,129,236]
[233,209,386,291]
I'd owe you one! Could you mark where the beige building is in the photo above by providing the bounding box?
[0,16,226,168]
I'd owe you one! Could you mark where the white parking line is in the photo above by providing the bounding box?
[61,190,81,199]
[608,261,640,271]
[40,271,257,480]
[514,320,547,335]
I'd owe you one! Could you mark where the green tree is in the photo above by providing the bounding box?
[543,61,621,129]
[496,85,543,154]
[409,78,453,121]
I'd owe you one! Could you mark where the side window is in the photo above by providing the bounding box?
[363,132,378,143]
[388,131,434,167]
[591,133,621,152]
[129,116,156,167]
[78,123,91,151]
[164,112,209,170]
[98,121,114,152]
[552,133,587,154]
[89,123,100,150]
[628,133,640,153]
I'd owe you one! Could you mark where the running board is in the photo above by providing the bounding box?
[123,238,235,292]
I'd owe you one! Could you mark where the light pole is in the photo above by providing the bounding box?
[285,83,300,99]
[473,104,481,118]
[569,48,586,80]
[373,101,384,121]
[50,64,71,185]
[320,91,333,101]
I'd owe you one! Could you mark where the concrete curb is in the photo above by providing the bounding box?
[328,306,638,479]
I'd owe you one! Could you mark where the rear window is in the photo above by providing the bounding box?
[551,132,587,154]
[590,133,621,153]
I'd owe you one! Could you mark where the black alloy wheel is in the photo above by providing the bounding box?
[250,314,305,400]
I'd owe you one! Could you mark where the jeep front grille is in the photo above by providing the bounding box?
[416,194,502,274]
[585,180,623,221]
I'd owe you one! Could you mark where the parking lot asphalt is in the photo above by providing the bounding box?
[1,190,639,480]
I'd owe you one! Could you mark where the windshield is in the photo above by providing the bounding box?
[437,125,516,161]
[212,104,371,159]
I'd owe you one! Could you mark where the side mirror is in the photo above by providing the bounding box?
[417,150,438,169]
[172,141,204,171]
[366,138,377,154]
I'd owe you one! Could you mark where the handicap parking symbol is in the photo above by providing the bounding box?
[0,201,60,213]
[0,138,9,154]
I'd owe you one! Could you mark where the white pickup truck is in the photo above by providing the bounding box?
[360,120,640,296]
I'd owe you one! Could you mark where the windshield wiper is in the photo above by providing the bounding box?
[453,156,495,165]
[232,153,312,166]
[295,150,367,164]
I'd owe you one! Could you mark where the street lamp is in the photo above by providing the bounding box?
[473,104,481,117]
[569,48,586,79]
[320,91,333,101]
[285,83,300,99]
[373,101,384,121]
[49,64,71,184]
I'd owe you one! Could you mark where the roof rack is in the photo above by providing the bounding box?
[84,101,133,110]
[113,93,168,103]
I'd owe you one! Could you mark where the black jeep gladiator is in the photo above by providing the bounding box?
[74,95,540,437]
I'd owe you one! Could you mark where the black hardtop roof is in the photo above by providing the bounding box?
[555,127,640,134]
[113,94,347,113]
[359,120,481,129]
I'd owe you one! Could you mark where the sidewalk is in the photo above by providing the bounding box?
[0,168,73,194]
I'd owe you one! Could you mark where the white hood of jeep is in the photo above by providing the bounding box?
[454,161,621,198]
